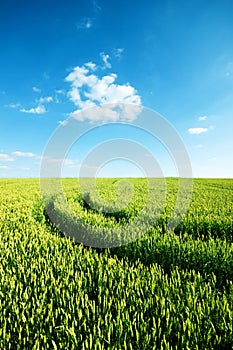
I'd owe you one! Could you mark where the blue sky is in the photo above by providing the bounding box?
[0,0,233,178]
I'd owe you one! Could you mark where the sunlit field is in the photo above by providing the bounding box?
[0,178,232,349]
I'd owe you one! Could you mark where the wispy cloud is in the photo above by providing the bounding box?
[40,156,75,166]
[225,61,233,77]
[20,105,47,114]
[56,89,65,94]
[100,52,111,69]
[5,103,21,109]
[12,151,37,158]
[92,0,101,12]
[188,127,208,135]
[58,119,68,126]
[0,165,10,169]
[198,115,207,121]
[37,96,53,104]
[85,62,97,71]
[43,72,50,80]
[77,17,93,30]
[86,18,92,29]
[79,163,99,175]
[0,153,14,162]
[32,86,41,93]
[113,48,124,59]
[21,167,30,171]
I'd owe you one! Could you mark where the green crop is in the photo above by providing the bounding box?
[0,178,232,349]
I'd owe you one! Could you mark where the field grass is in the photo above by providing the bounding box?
[0,178,232,349]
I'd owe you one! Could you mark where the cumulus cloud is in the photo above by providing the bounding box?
[71,104,140,123]
[188,127,208,135]
[198,116,207,121]
[0,153,14,162]
[65,60,141,122]
[20,105,47,114]
[12,151,37,158]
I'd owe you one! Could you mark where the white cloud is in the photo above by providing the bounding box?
[32,86,41,93]
[65,63,141,114]
[85,62,97,71]
[20,105,47,114]
[71,103,142,123]
[0,165,10,169]
[113,48,124,59]
[58,119,68,126]
[43,72,50,80]
[38,96,53,104]
[65,65,97,89]
[225,61,233,77]
[12,151,37,158]
[0,153,14,162]
[6,103,21,109]
[118,103,142,120]
[65,61,141,122]
[85,76,140,104]
[196,144,204,148]
[198,115,207,121]
[56,89,65,94]
[41,156,75,166]
[93,0,101,12]
[80,163,99,170]
[188,127,208,135]
[85,18,92,29]
[71,105,118,122]
[100,52,111,69]
[77,18,93,30]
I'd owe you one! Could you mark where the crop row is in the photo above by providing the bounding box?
[0,178,232,349]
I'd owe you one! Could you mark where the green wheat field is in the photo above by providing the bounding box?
[0,178,232,349]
